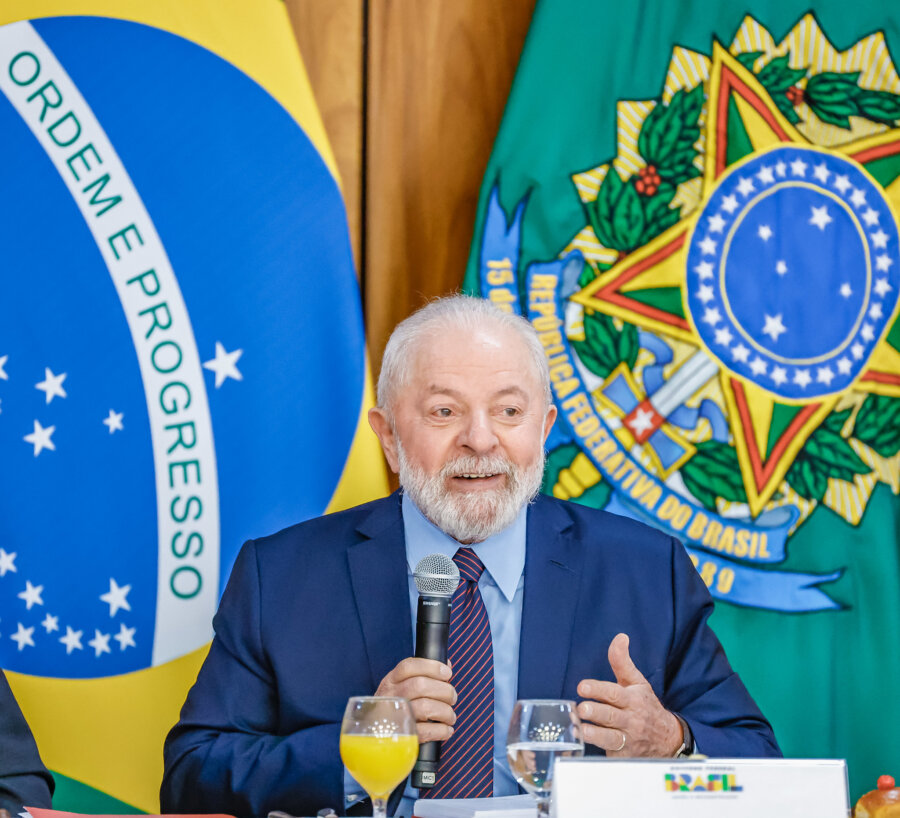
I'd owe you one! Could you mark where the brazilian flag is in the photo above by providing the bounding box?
[0,1,385,811]
[467,0,900,801]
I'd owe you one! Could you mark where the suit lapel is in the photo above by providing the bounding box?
[348,494,413,689]
[518,497,582,699]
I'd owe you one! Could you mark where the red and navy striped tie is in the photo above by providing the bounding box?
[422,547,494,799]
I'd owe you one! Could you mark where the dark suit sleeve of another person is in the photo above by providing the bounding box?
[160,537,344,817]
[0,669,54,814]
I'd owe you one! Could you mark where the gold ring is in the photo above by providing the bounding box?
[615,731,626,752]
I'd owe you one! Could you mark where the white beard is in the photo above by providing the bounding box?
[396,440,545,543]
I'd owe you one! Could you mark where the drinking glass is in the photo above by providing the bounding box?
[506,699,584,817]
[340,696,418,818]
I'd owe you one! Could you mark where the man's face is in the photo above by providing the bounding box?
[369,323,557,542]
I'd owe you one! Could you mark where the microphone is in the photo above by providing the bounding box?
[410,553,460,789]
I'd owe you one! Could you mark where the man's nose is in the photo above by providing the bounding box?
[457,412,499,454]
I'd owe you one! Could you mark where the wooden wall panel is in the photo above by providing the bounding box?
[365,0,536,369]
[286,0,364,270]
[288,0,536,373]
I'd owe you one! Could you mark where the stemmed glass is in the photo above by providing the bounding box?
[507,699,584,817]
[340,696,418,818]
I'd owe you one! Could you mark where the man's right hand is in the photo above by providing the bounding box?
[375,657,457,744]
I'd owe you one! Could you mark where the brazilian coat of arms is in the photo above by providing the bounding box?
[478,14,900,612]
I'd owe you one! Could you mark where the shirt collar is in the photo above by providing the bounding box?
[401,492,526,603]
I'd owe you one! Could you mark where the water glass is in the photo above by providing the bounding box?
[507,699,584,817]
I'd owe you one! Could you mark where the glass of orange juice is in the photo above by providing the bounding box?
[340,696,417,818]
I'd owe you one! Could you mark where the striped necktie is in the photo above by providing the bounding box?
[422,547,494,799]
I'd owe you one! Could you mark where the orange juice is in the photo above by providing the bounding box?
[340,733,418,798]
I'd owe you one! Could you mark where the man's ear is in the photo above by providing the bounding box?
[368,407,400,473]
[542,403,558,444]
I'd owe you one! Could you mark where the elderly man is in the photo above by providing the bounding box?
[161,296,779,817]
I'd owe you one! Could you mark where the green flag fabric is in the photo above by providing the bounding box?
[466,0,900,801]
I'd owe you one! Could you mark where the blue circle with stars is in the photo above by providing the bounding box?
[686,145,900,400]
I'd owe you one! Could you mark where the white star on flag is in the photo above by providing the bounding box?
[851,342,865,359]
[42,613,59,633]
[721,194,739,214]
[694,261,714,279]
[870,303,884,320]
[776,260,788,276]
[762,313,787,342]
[88,629,112,657]
[24,420,56,456]
[840,283,852,298]
[11,623,35,651]
[861,323,875,342]
[771,366,788,386]
[871,229,889,249]
[627,407,656,437]
[775,161,787,177]
[736,177,755,196]
[876,255,894,272]
[702,307,721,326]
[732,344,750,363]
[114,623,137,651]
[18,580,44,610]
[0,354,8,380]
[708,213,726,233]
[813,163,830,183]
[757,165,775,184]
[714,327,733,346]
[862,208,880,226]
[875,278,892,296]
[794,369,812,388]
[817,367,835,386]
[749,357,767,376]
[790,158,808,176]
[833,175,851,194]
[100,578,132,617]
[203,341,244,388]
[697,284,715,303]
[103,409,124,434]
[699,236,717,255]
[809,205,833,230]
[60,626,83,654]
[35,367,67,404]
[837,357,852,375]
[0,548,17,576]
[758,224,773,241]
[850,188,867,208]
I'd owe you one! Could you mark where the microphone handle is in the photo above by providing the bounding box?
[411,594,451,789]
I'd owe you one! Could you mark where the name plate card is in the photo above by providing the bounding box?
[551,758,849,818]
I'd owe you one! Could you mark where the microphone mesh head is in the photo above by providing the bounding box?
[414,553,460,596]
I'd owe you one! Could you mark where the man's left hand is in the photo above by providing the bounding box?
[576,632,683,757]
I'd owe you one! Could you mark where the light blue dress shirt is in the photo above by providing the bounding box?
[345,493,526,815]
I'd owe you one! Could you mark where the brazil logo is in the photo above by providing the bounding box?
[0,16,365,679]
[478,14,900,612]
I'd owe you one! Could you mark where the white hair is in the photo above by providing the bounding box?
[376,295,552,415]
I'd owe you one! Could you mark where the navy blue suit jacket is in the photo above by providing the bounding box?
[161,493,779,817]
[0,670,54,814]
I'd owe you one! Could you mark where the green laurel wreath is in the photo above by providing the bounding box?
[737,52,900,129]
[784,397,898,502]
[584,85,702,259]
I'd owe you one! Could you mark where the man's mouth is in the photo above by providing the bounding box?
[458,473,496,479]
